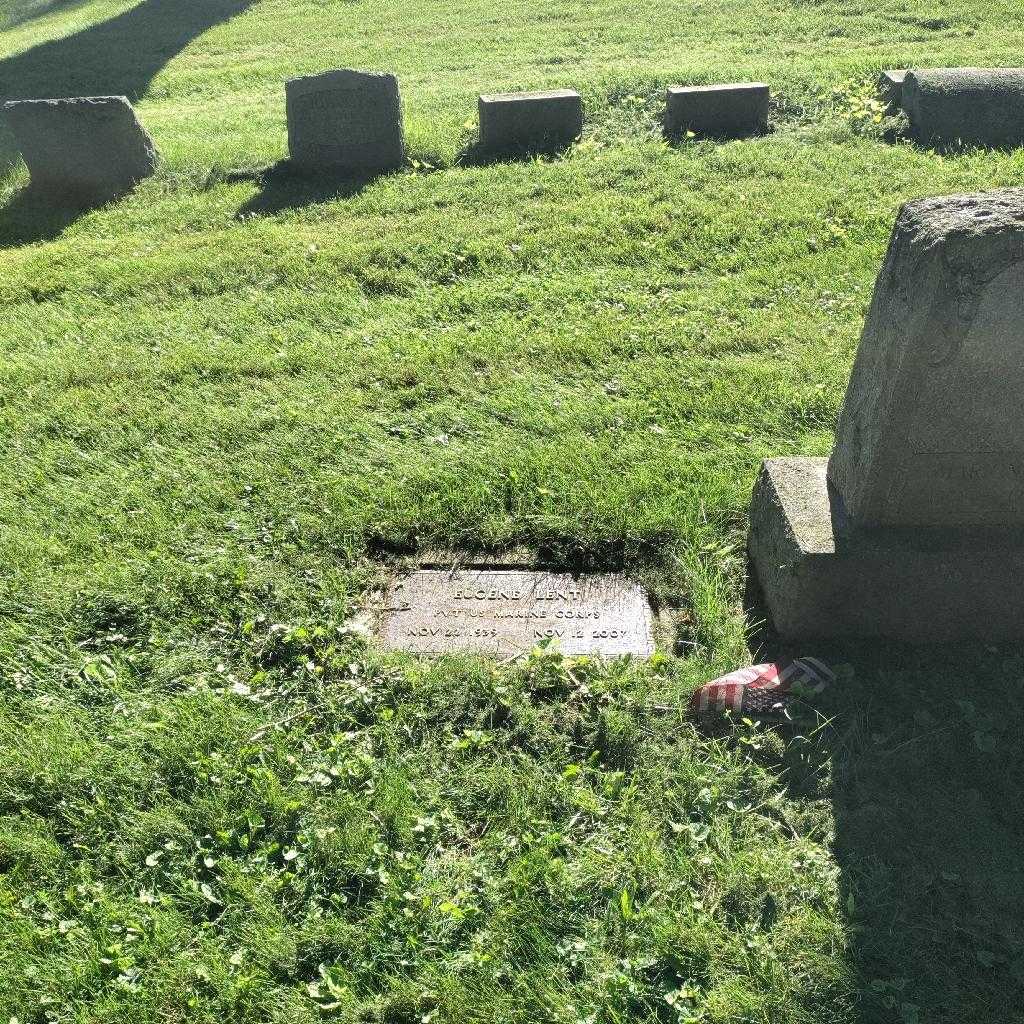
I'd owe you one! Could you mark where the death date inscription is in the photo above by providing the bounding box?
[381,570,655,657]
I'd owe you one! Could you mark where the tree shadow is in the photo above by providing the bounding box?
[231,161,386,218]
[829,644,1024,1023]
[0,120,20,179]
[0,0,258,240]
[744,583,1024,1022]
[0,0,258,103]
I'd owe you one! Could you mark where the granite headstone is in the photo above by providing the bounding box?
[286,68,404,174]
[749,189,1024,641]
[665,83,770,138]
[477,89,583,155]
[2,96,157,201]
[902,68,1024,147]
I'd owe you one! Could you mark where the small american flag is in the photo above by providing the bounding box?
[690,657,833,720]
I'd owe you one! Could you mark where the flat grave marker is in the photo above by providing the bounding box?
[381,570,655,657]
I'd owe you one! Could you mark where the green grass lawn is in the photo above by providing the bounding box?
[3,1,1024,1021]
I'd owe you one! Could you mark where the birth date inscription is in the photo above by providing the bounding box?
[381,570,655,657]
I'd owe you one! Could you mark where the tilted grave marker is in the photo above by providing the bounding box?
[2,96,157,202]
[878,70,906,113]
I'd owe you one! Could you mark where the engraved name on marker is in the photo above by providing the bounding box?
[381,570,656,657]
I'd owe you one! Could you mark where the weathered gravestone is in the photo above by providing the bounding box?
[665,83,769,138]
[2,96,157,202]
[748,189,1024,641]
[286,69,404,174]
[902,68,1024,147]
[380,569,655,657]
[477,89,583,155]
[878,70,906,114]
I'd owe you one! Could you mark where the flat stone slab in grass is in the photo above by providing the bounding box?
[2,95,157,201]
[286,68,404,173]
[902,68,1024,147]
[381,570,655,657]
[477,89,583,154]
[828,189,1024,530]
[665,83,769,137]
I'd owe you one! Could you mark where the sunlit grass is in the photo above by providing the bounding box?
[2,1,1024,1021]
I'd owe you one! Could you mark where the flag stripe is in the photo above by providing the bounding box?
[690,658,832,720]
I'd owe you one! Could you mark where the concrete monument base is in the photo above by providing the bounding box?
[748,457,1024,642]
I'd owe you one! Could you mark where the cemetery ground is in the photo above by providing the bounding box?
[2,1,1024,1021]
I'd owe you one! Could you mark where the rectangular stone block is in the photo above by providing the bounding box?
[879,69,906,113]
[902,68,1024,147]
[828,189,1024,529]
[477,89,583,155]
[381,570,655,657]
[286,68,404,174]
[665,83,769,138]
[2,95,157,201]
[749,458,1024,642]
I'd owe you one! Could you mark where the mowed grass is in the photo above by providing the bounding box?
[3,1,1024,1022]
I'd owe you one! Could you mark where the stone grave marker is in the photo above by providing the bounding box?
[286,68,404,174]
[665,83,769,138]
[748,188,1024,642]
[902,68,1024,147]
[2,96,157,202]
[878,70,906,113]
[380,569,655,657]
[477,89,583,155]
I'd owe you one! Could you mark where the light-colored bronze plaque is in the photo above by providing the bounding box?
[381,570,655,657]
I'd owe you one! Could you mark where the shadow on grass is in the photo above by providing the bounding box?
[0,0,259,240]
[0,0,257,103]
[878,113,1024,154]
[663,122,773,146]
[455,137,578,168]
[828,644,1024,1024]
[907,133,1024,156]
[745,583,1024,1022]
[0,182,93,247]
[363,530,677,574]
[0,120,20,180]
[232,161,383,217]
